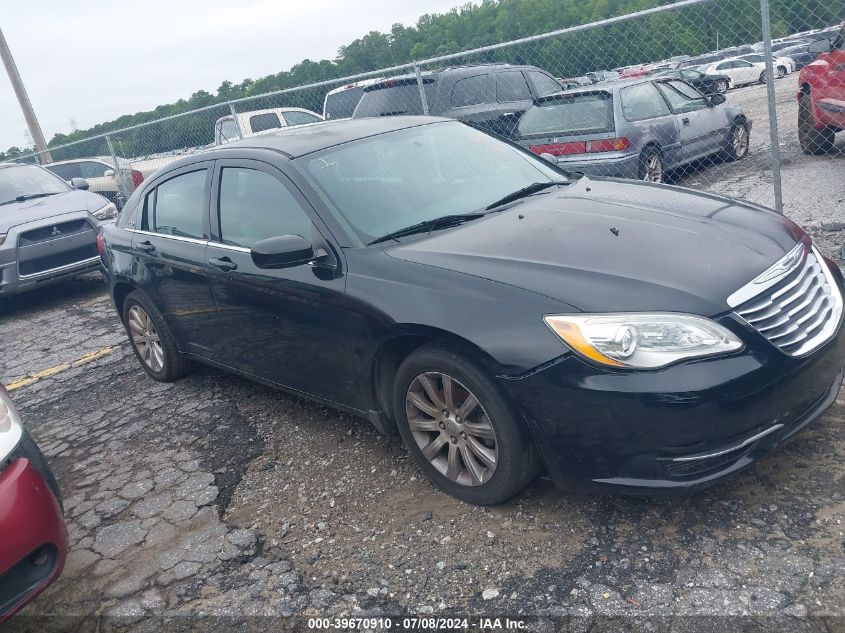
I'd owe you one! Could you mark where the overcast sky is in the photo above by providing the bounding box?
[0,0,463,150]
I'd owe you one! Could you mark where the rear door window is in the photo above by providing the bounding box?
[45,163,82,180]
[450,75,488,107]
[620,82,672,121]
[283,111,321,126]
[527,70,563,97]
[145,170,207,239]
[496,71,532,102]
[517,92,615,136]
[79,161,111,179]
[249,113,283,133]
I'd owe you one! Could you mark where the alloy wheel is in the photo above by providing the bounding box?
[405,372,498,487]
[776,66,786,79]
[716,80,728,94]
[732,125,749,158]
[642,154,663,182]
[127,305,165,372]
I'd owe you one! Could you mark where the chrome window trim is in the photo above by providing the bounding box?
[127,229,208,246]
[207,241,251,253]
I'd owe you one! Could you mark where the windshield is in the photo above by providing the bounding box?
[0,165,69,205]
[296,121,565,244]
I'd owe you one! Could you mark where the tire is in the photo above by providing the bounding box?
[758,71,767,84]
[776,66,786,79]
[715,80,728,94]
[122,290,192,382]
[798,94,835,155]
[637,147,664,182]
[722,120,751,162]
[392,344,541,505]
[14,430,63,511]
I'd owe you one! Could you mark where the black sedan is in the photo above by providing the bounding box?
[99,117,845,505]
[658,68,730,94]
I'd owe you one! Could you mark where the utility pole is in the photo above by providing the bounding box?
[0,26,51,162]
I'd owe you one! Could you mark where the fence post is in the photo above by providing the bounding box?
[413,63,429,115]
[104,134,129,206]
[228,102,244,140]
[759,0,784,214]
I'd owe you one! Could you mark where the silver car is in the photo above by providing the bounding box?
[0,163,116,296]
[512,77,751,182]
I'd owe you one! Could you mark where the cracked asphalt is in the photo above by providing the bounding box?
[1,80,843,632]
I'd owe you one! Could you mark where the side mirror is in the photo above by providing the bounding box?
[251,235,314,269]
[708,93,726,106]
[70,177,89,190]
[807,38,831,54]
[539,152,557,165]
[103,169,115,177]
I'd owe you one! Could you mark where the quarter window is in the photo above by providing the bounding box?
[249,113,283,133]
[450,75,488,107]
[620,83,672,121]
[217,168,313,248]
[496,71,531,102]
[145,170,207,239]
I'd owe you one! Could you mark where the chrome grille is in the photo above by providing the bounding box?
[727,243,843,357]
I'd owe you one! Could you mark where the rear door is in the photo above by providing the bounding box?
[204,159,356,404]
[656,80,725,162]
[618,82,680,166]
[130,162,219,354]
[490,69,535,136]
[78,160,117,200]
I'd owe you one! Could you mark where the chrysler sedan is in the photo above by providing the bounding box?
[99,117,844,505]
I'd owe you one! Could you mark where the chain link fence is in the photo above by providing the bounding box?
[12,0,844,219]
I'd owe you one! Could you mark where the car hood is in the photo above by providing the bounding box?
[0,190,108,233]
[383,177,805,316]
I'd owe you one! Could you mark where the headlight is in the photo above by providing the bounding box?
[0,390,23,464]
[544,313,743,369]
[90,202,118,221]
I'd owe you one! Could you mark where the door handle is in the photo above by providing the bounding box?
[136,240,155,253]
[682,117,690,125]
[209,256,237,272]
[502,112,516,117]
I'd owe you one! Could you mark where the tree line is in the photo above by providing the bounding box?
[2,0,838,162]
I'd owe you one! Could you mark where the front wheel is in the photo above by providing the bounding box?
[776,66,786,79]
[638,147,664,182]
[715,80,728,94]
[798,94,835,155]
[722,121,751,162]
[392,344,540,505]
[758,71,767,84]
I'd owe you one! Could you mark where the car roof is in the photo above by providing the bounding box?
[43,156,118,165]
[201,116,453,159]
[537,76,659,101]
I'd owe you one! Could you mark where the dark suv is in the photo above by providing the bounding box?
[351,64,563,136]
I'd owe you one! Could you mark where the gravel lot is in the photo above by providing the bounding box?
[1,76,843,632]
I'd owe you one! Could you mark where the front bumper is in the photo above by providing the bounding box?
[502,309,845,494]
[0,457,67,621]
[0,211,101,297]
[555,152,641,180]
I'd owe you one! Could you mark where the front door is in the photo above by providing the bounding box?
[817,25,845,129]
[204,159,358,405]
[130,163,220,355]
[656,80,726,162]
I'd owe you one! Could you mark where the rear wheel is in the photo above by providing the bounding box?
[638,147,664,182]
[798,94,835,155]
[122,290,192,381]
[715,80,728,94]
[392,344,540,505]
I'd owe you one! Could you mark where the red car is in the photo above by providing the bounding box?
[0,385,66,622]
[798,23,845,153]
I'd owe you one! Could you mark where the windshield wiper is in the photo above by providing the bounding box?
[485,181,564,211]
[368,213,485,246]
[0,192,59,206]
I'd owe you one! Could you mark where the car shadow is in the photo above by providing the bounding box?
[0,274,106,318]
